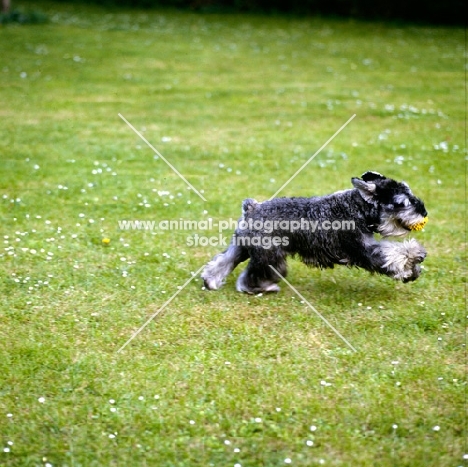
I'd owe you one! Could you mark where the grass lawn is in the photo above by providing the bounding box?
[0,2,465,466]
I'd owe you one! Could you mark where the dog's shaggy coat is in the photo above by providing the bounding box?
[202,172,428,294]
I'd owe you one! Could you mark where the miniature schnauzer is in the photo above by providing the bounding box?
[202,171,428,294]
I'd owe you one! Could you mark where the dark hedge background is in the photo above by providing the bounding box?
[53,0,466,25]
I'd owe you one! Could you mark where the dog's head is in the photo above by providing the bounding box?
[352,171,428,237]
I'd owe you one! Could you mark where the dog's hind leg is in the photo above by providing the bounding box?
[202,240,249,290]
[236,249,287,294]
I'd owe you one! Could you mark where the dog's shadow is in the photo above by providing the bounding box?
[232,265,420,310]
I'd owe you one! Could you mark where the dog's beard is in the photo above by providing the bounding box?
[378,211,427,238]
[378,216,409,237]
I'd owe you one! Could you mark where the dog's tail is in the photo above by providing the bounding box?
[201,238,249,290]
[242,198,258,214]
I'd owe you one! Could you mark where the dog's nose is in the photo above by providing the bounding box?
[415,199,427,217]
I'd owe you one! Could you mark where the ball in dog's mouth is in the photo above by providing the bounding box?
[409,217,428,231]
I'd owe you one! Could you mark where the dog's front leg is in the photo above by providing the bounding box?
[370,238,427,282]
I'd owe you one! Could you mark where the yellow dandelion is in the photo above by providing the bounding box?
[102,237,111,245]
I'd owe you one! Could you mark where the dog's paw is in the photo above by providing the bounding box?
[236,272,280,294]
[398,240,426,282]
[201,265,224,290]
[402,264,421,283]
[202,277,220,290]
[380,239,426,282]
[403,238,427,263]
[236,283,281,294]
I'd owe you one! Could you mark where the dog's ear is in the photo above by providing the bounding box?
[361,171,386,182]
[352,177,377,203]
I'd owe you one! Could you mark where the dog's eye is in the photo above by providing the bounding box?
[393,194,411,207]
[394,197,410,207]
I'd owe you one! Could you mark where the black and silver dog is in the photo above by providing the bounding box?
[202,171,428,294]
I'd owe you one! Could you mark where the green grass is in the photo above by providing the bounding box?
[0,2,465,466]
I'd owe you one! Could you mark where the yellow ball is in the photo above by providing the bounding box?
[410,217,428,231]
